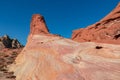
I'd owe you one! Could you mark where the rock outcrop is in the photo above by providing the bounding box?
[30,14,49,35]
[0,35,23,49]
[72,2,120,44]
[9,14,120,80]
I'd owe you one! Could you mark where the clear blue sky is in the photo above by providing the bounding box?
[0,0,119,45]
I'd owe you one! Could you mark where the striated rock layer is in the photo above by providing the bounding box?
[72,2,120,44]
[9,14,120,80]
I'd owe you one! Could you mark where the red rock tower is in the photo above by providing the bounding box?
[30,14,49,35]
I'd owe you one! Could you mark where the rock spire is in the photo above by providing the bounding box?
[30,14,49,35]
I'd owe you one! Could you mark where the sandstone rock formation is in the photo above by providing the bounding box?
[30,14,49,35]
[0,35,23,49]
[9,14,120,80]
[72,2,120,44]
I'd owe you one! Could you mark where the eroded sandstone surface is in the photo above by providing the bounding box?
[9,14,120,80]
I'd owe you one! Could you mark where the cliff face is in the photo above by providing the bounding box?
[72,3,120,44]
[9,14,120,80]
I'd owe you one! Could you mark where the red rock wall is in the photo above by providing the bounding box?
[72,3,120,44]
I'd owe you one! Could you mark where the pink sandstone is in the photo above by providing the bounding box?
[9,13,120,80]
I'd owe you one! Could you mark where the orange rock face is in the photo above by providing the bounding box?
[72,3,120,44]
[9,14,120,80]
